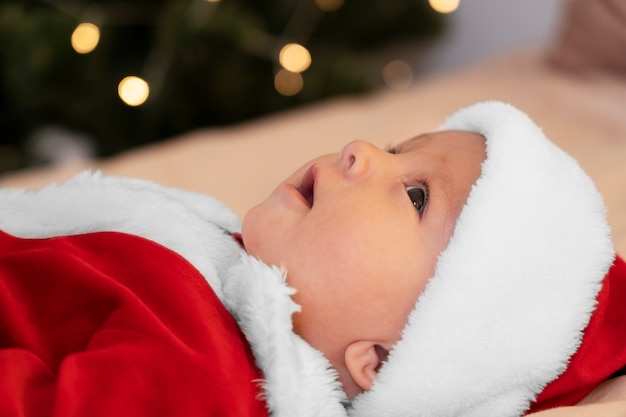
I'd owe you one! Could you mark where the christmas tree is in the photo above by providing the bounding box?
[0,0,447,172]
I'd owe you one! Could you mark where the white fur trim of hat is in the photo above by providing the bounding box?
[349,101,615,417]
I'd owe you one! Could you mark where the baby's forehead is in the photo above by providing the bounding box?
[396,130,486,155]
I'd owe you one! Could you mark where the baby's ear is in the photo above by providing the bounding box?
[344,341,389,391]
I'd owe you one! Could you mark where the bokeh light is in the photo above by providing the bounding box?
[274,69,303,96]
[315,0,344,12]
[279,43,312,73]
[382,60,413,90]
[428,0,460,14]
[118,76,150,106]
[71,23,100,54]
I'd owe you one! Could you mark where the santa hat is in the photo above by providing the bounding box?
[349,101,616,417]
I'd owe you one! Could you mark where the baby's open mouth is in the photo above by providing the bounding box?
[299,165,315,208]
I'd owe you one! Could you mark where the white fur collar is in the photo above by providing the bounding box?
[0,171,242,299]
[220,254,348,416]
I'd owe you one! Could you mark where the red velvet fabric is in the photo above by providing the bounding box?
[0,230,268,417]
[528,255,626,413]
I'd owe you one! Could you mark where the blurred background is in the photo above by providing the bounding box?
[0,0,566,174]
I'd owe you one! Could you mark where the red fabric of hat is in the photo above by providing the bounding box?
[528,255,626,413]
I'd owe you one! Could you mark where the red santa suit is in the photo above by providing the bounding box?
[0,229,266,417]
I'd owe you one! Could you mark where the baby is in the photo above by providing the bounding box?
[243,101,626,416]
[1,101,625,417]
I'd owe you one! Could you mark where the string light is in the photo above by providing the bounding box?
[382,60,413,90]
[274,69,303,96]
[278,43,311,73]
[71,23,100,54]
[67,2,427,112]
[118,76,150,106]
[315,0,344,12]
[428,0,460,14]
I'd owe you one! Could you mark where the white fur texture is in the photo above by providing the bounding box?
[222,255,348,417]
[350,102,614,417]
[0,171,241,298]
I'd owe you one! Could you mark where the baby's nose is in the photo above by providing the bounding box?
[338,140,380,179]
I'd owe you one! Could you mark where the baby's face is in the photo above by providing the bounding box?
[242,130,485,396]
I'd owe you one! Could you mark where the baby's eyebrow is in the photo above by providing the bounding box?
[394,133,430,152]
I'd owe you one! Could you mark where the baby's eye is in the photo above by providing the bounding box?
[406,186,428,215]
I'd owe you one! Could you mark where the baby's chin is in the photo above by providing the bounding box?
[240,203,283,267]
[240,206,263,257]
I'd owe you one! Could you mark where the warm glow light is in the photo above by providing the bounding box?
[428,0,460,14]
[274,69,303,96]
[206,0,220,2]
[71,23,100,54]
[279,43,311,73]
[315,0,344,11]
[382,60,413,90]
[118,76,150,106]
